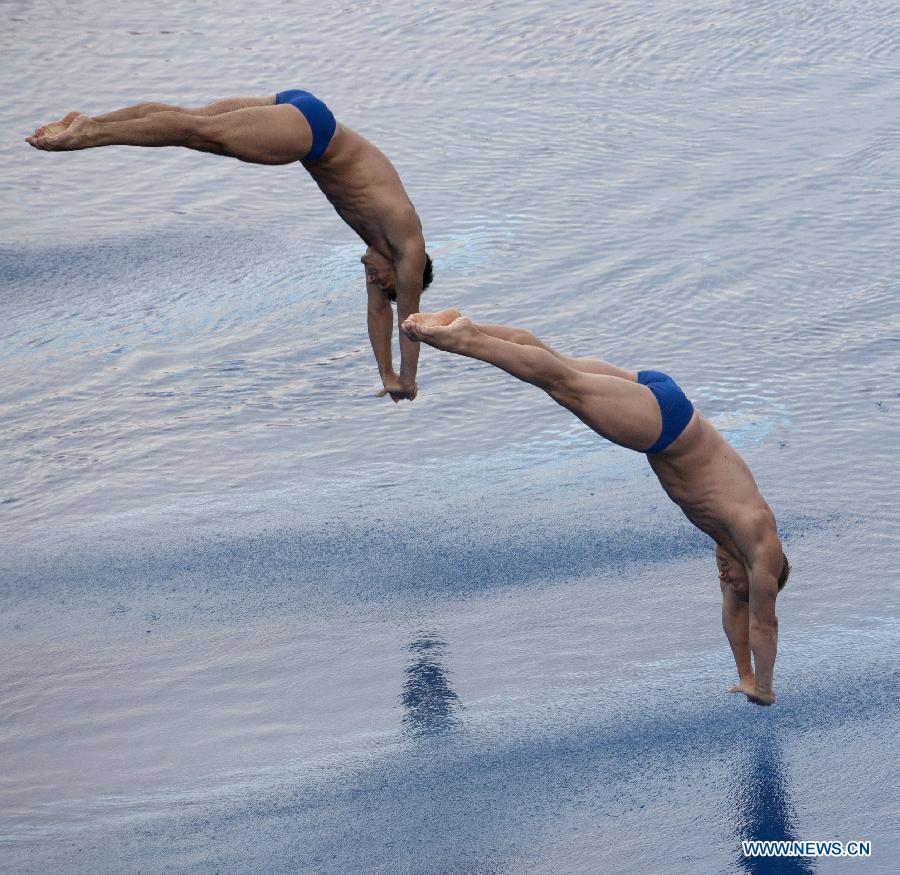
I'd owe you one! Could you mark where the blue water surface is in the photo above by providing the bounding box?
[1,1,898,872]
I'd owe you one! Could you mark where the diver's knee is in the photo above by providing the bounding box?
[145,102,186,115]
[510,327,540,347]
[184,116,227,153]
[546,368,585,410]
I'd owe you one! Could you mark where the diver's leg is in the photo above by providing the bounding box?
[92,95,276,122]
[475,322,636,379]
[29,96,277,141]
[405,313,661,450]
[28,104,312,165]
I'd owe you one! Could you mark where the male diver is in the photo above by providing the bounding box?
[26,91,432,401]
[402,310,790,706]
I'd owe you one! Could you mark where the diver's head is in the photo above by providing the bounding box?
[715,545,790,595]
[361,248,433,301]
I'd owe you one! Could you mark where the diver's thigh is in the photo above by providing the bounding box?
[202,104,312,164]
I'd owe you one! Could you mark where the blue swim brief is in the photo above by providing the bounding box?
[275,89,337,161]
[637,370,695,454]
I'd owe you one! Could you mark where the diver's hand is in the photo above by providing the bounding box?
[376,373,417,402]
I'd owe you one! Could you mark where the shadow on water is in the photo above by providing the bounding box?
[733,731,816,874]
[4,509,834,631]
[4,663,893,873]
[401,632,461,738]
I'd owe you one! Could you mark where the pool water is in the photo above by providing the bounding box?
[1,1,898,872]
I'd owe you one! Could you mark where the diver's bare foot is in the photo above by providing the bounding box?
[401,312,479,353]
[400,308,461,340]
[28,112,82,142]
[27,113,96,150]
[28,112,83,142]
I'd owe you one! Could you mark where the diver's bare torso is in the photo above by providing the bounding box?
[304,123,424,259]
[648,412,777,563]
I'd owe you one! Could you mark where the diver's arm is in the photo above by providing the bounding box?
[393,248,426,396]
[746,544,781,705]
[367,282,397,391]
[721,581,754,684]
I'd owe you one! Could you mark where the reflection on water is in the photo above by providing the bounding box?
[734,732,816,875]
[401,632,461,737]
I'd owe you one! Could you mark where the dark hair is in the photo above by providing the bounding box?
[777,553,791,591]
[387,252,434,302]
